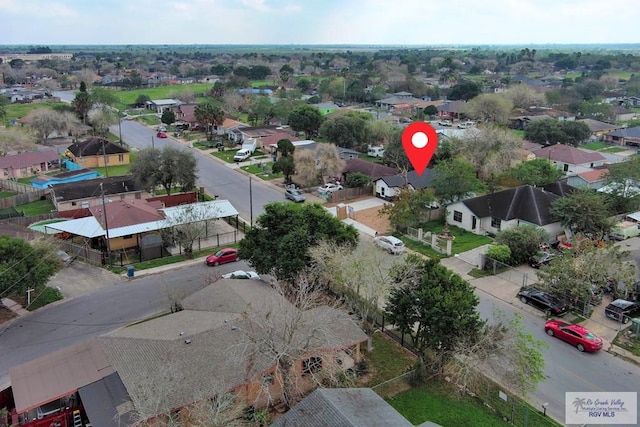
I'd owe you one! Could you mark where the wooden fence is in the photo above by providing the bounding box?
[0,179,49,209]
[327,185,374,203]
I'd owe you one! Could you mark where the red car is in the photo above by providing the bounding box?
[205,248,238,266]
[544,320,603,352]
[156,131,168,138]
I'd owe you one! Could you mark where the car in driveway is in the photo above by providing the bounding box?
[156,131,168,138]
[205,248,239,266]
[544,319,603,352]
[285,187,305,203]
[222,270,260,280]
[317,183,343,194]
[517,287,569,316]
[528,251,560,268]
[374,235,406,255]
[233,149,252,162]
[604,299,640,324]
[57,250,73,267]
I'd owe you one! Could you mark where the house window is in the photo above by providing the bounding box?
[381,186,385,196]
[71,201,77,206]
[118,154,124,162]
[491,217,501,230]
[453,211,462,222]
[563,164,569,172]
[81,201,89,208]
[302,356,322,375]
[122,235,133,239]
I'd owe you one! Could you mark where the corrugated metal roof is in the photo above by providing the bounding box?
[45,200,239,239]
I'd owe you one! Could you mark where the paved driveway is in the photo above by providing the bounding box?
[48,262,123,299]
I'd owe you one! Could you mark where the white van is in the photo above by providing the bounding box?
[233,149,252,162]
[367,146,385,158]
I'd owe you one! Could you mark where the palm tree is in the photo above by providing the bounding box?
[194,102,225,137]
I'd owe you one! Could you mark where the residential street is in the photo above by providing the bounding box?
[112,120,286,223]
[0,260,254,389]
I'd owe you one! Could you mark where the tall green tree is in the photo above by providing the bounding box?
[194,102,225,135]
[276,138,295,157]
[507,158,562,187]
[288,105,323,139]
[550,188,614,238]
[238,203,358,282]
[604,156,640,212]
[72,82,91,124]
[161,109,176,127]
[495,225,549,265]
[129,146,198,195]
[319,111,371,149]
[0,236,62,297]
[385,255,484,365]
[379,188,437,231]
[431,159,485,203]
[272,156,296,184]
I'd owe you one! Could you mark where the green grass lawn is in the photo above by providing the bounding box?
[357,152,383,164]
[111,84,211,109]
[0,191,16,199]
[512,129,525,139]
[240,163,283,180]
[582,142,609,150]
[250,80,277,88]
[419,222,493,254]
[363,332,416,390]
[211,149,241,163]
[3,102,63,123]
[16,199,55,215]
[388,384,513,427]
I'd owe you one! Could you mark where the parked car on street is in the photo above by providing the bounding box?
[544,320,603,352]
[205,248,239,266]
[285,187,305,203]
[156,132,168,138]
[604,299,640,324]
[374,235,406,255]
[517,287,569,316]
[222,270,260,280]
[528,251,560,268]
[317,183,343,194]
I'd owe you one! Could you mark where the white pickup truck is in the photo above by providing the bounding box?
[233,149,252,162]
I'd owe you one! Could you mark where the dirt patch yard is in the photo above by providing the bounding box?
[325,196,393,235]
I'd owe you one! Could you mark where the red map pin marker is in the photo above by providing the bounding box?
[401,122,439,176]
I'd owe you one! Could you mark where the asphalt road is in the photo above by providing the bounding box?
[0,260,255,389]
[112,120,286,223]
[477,292,640,426]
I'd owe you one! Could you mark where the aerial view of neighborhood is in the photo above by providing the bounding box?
[1,2,640,427]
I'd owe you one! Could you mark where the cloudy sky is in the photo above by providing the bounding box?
[0,0,638,46]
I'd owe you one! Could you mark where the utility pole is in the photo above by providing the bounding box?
[101,138,109,178]
[249,175,253,228]
[100,182,112,265]
[26,288,34,307]
[151,136,155,149]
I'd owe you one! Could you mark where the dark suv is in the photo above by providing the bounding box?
[604,299,640,324]
[518,287,570,316]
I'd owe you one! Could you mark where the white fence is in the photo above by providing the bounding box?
[406,227,453,255]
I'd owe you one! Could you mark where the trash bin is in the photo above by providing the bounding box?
[126,265,135,278]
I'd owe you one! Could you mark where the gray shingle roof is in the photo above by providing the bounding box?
[577,118,622,133]
[535,144,605,165]
[605,126,640,138]
[462,185,560,226]
[99,280,367,416]
[50,175,140,202]
[376,169,438,189]
[271,388,414,427]
[67,137,129,157]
